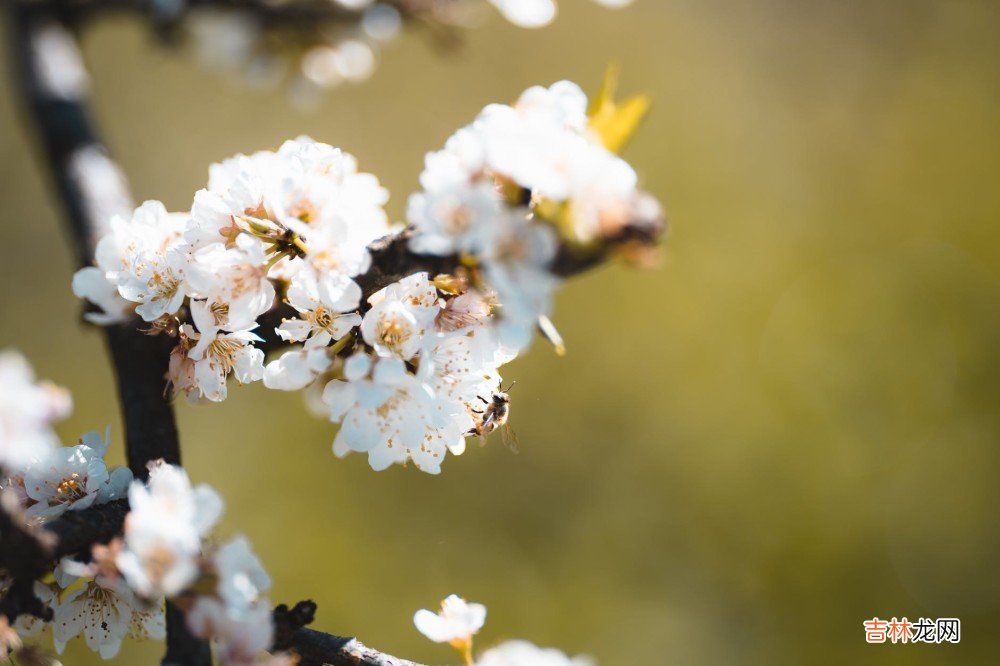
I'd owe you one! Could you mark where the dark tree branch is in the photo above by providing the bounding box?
[6,0,182,481]
[7,2,204,661]
[31,0,420,30]
[0,496,126,622]
[285,630,425,666]
[273,601,426,666]
[259,216,665,355]
[5,11,436,663]
[3,496,428,665]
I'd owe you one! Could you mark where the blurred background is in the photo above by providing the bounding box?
[2,0,1000,663]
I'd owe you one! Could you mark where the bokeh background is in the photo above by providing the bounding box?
[2,0,1000,663]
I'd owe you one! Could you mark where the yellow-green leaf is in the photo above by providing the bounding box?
[588,65,651,154]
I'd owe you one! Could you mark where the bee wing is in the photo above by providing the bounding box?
[501,423,520,455]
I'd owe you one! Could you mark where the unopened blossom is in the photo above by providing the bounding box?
[168,324,202,402]
[53,574,165,660]
[360,273,439,361]
[0,350,71,469]
[435,290,493,334]
[475,640,594,666]
[21,429,132,524]
[0,617,20,659]
[117,462,223,599]
[413,594,486,645]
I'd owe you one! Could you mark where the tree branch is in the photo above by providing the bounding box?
[28,0,419,30]
[6,2,204,661]
[5,6,435,665]
[259,215,665,354]
[273,601,427,666]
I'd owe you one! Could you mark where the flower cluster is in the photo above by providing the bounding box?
[0,354,155,660]
[0,356,277,663]
[0,350,71,469]
[3,462,277,663]
[14,429,132,525]
[0,353,130,526]
[74,137,392,404]
[74,77,662,474]
[415,594,592,666]
[406,76,660,352]
[321,273,513,473]
[187,1,636,100]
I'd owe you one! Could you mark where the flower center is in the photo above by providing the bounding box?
[208,337,243,373]
[377,316,411,351]
[312,306,335,331]
[55,474,86,502]
[443,204,472,235]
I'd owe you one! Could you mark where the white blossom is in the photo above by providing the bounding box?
[360,273,439,361]
[21,429,132,524]
[263,269,361,391]
[72,267,133,325]
[0,350,71,470]
[183,300,265,402]
[475,640,594,666]
[413,594,486,645]
[489,0,557,28]
[324,356,466,474]
[404,80,649,354]
[489,0,633,30]
[53,574,165,660]
[406,182,500,256]
[12,582,58,638]
[323,270,513,473]
[76,200,190,324]
[212,536,271,613]
[479,211,560,352]
[187,536,274,665]
[77,137,392,405]
[188,598,273,666]
[117,463,223,599]
[185,233,276,330]
[188,137,389,275]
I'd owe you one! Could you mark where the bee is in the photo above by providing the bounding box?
[468,383,519,453]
